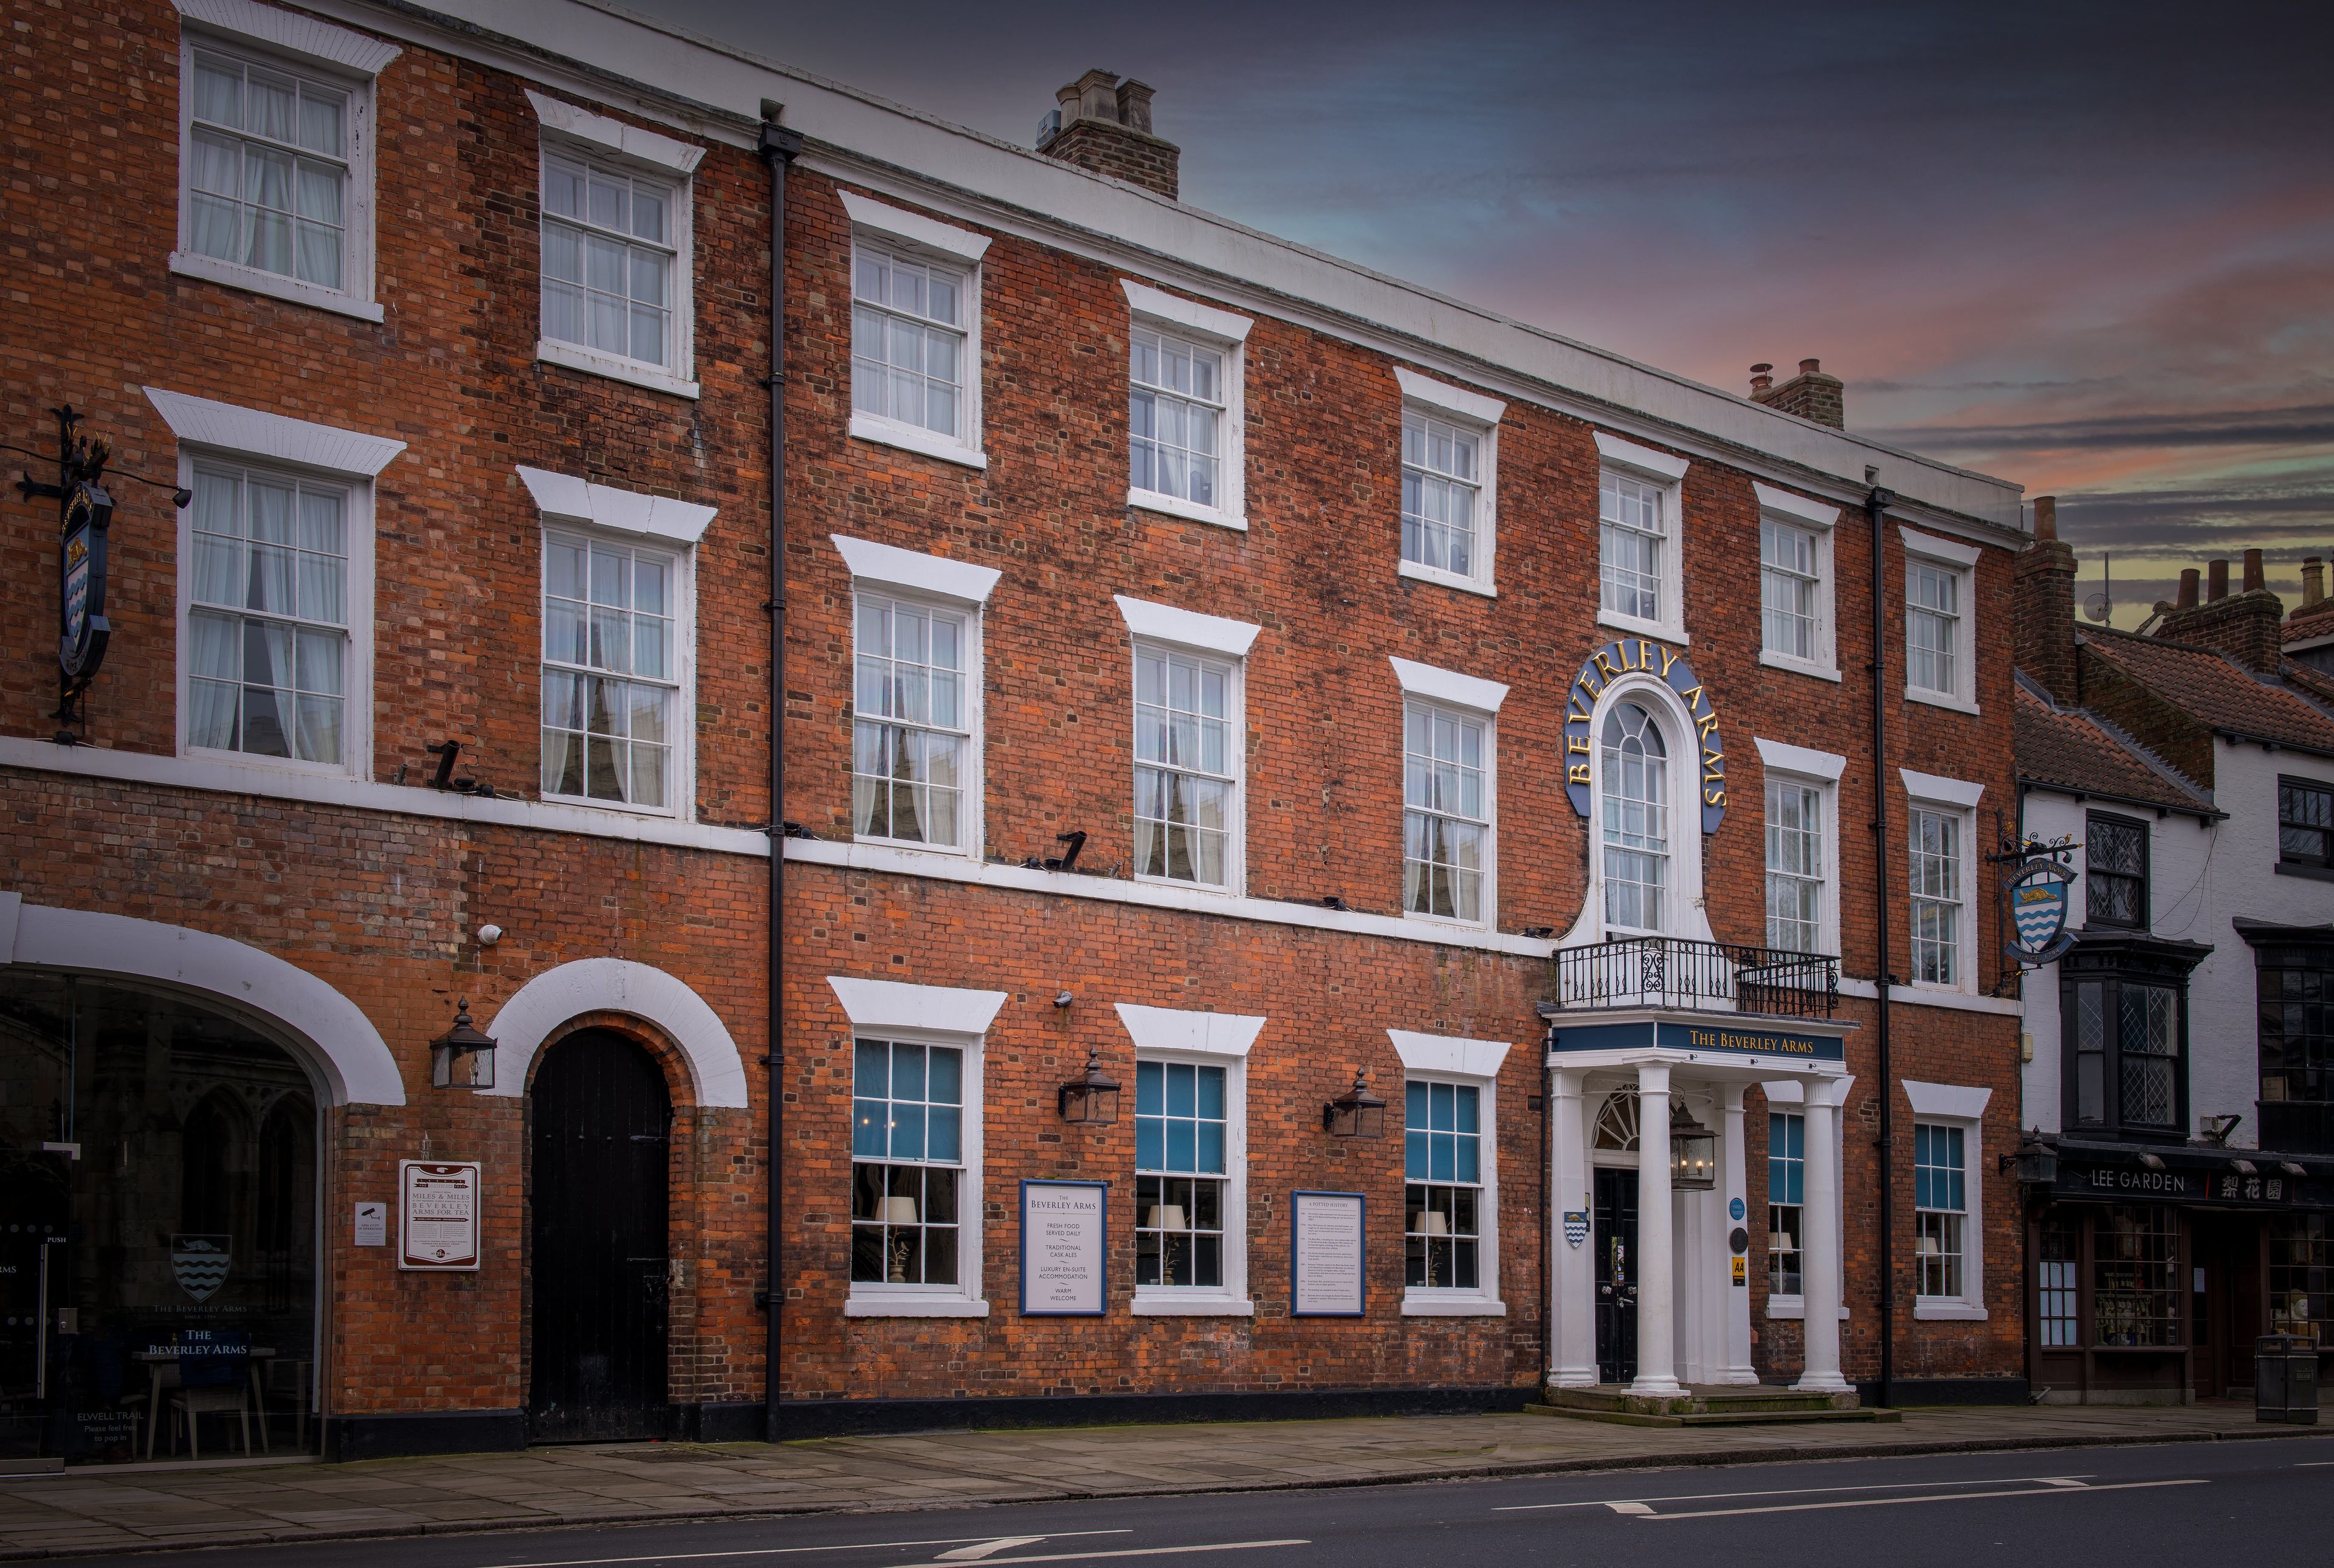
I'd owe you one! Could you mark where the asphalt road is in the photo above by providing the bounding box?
[57,1434,2334,1568]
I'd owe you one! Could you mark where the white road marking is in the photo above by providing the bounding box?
[1601,1502,1655,1516]
[473,1530,1133,1568]
[937,1543,1050,1563]
[1496,1473,2098,1511]
[1635,1477,2207,1521]
[969,1544,1308,1566]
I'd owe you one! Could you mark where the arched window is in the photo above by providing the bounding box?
[1602,702,1668,930]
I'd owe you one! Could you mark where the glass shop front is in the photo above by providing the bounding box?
[1,974,320,1465]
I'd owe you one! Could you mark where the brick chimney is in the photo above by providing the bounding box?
[1037,69,1180,199]
[2287,555,2334,643]
[1750,357,1845,428]
[2155,551,2285,672]
[2014,495,2080,701]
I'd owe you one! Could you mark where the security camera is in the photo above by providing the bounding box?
[477,924,503,946]
[1053,991,1074,1008]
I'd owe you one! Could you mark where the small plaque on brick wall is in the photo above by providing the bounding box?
[399,1161,481,1271]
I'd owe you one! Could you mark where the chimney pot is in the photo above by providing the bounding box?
[1749,363,1774,397]
[2208,559,2230,602]
[1039,69,1180,199]
[2304,558,2325,608]
[1798,358,1820,375]
[2033,495,2057,542]
[2243,548,2267,594]
[2178,569,2201,610]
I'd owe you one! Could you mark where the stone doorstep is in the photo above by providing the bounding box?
[1535,1383,1867,1422]
[1527,1403,1902,1429]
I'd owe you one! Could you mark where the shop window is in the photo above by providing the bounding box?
[1404,1079,1482,1291]
[2093,1204,2180,1347]
[2250,941,2334,1153]
[1768,1111,1803,1296]
[2268,1214,2329,1343]
[1135,1060,1230,1292]
[2038,1219,2080,1347]
[850,1039,965,1288]
[2085,814,2148,928]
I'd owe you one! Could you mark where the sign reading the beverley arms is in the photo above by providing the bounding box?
[1560,637,1727,834]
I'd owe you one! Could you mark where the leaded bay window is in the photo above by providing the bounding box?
[1405,1080,1481,1290]
[1913,1123,1966,1299]
[1599,470,1665,623]
[186,49,349,291]
[1909,807,1962,985]
[542,532,676,809]
[1767,1111,1804,1295]
[187,463,349,765]
[1135,1061,1227,1288]
[1906,559,1961,696]
[2093,1204,2179,1346]
[1765,779,1824,954]
[2065,973,2183,1135]
[1400,413,1480,577]
[2085,814,2148,927]
[1403,703,1489,922]
[1601,703,1668,930]
[2279,777,2334,870]
[1133,644,1234,885]
[852,594,968,848]
[542,152,675,368]
[1761,518,1819,660]
[853,244,966,438]
[2253,940,2334,1152]
[1129,327,1224,507]
[851,1038,963,1287]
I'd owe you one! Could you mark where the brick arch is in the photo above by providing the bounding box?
[480,959,748,1109]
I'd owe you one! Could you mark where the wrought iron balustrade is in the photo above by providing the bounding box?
[1554,935,1839,1019]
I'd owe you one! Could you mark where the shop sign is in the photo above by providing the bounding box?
[1549,1018,1845,1062]
[2064,1164,2194,1197]
[1993,835,2078,966]
[1560,637,1728,834]
[58,479,114,689]
[2055,1161,2320,1207]
[1018,1178,1106,1315]
[1563,1210,1589,1248]
[170,1234,230,1302]
[399,1160,482,1270]
[1291,1190,1366,1316]
[1731,1256,1747,1287]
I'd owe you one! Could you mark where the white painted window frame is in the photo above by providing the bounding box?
[1567,671,1718,944]
[1755,483,1840,682]
[1390,1031,1509,1316]
[1760,1080,1848,1321]
[1390,657,1509,933]
[1394,368,1505,597]
[843,193,991,470]
[1905,1079,1992,1320]
[1117,596,1259,897]
[1755,738,1845,960]
[1902,769,1985,997]
[148,387,404,784]
[170,0,398,323]
[1121,280,1250,531]
[1593,431,1691,645]
[1901,525,1981,715]
[528,91,704,401]
[1120,1003,1263,1316]
[829,977,1007,1318]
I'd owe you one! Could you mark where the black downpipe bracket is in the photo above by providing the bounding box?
[759,113,802,1442]
[1866,483,1897,1410]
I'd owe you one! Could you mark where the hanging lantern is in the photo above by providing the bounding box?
[1668,1098,1717,1189]
[1056,1046,1123,1125]
[429,998,498,1090]
[1323,1069,1388,1139]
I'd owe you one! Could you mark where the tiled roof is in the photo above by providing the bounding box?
[2284,604,2334,645]
[2076,628,2334,755]
[2014,675,2217,814]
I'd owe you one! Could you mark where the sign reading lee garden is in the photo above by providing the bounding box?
[1561,637,1727,834]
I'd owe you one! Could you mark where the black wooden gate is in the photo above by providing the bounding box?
[529,1030,671,1442]
[1594,1166,1639,1384]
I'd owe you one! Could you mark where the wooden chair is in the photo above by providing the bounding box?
[167,1355,262,1459]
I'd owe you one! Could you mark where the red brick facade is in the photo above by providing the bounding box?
[2,0,2026,1456]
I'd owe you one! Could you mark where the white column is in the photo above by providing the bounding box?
[1549,1069,1597,1388]
[1794,1079,1850,1392]
[1720,1083,1758,1384]
[1631,1062,1683,1396]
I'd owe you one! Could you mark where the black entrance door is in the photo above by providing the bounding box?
[1594,1166,1639,1384]
[529,1031,671,1442]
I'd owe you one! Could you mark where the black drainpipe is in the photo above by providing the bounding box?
[1866,482,1897,1410]
[758,110,802,1445]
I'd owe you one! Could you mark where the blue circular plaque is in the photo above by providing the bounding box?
[1729,1196,1745,1221]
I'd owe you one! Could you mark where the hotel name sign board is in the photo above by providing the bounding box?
[1561,637,1727,834]
[1549,1019,1844,1063]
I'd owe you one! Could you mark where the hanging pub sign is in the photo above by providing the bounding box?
[58,476,115,689]
[1996,835,2078,966]
[1560,636,1728,834]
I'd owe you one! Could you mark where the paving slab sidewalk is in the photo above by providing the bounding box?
[2,1402,2324,1561]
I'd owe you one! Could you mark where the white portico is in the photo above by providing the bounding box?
[1541,974,1855,1400]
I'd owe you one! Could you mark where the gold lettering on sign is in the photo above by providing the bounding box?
[1684,1027,1816,1056]
[1678,684,1704,713]
[1576,672,1602,703]
[1703,746,1725,779]
[1658,645,1682,678]
[1592,650,1625,683]
[1696,712,1721,742]
[1568,733,1592,756]
[1569,762,1592,786]
[1637,641,1657,673]
[1704,786,1728,807]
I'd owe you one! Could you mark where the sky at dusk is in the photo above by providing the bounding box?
[650,0,2332,627]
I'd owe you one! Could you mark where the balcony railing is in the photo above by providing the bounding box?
[1555,936,1839,1020]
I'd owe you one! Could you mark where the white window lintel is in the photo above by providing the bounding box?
[1116,1003,1264,1058]
[518,465,715,546]
[175,0,401,75]
[1903,1079,1994,1120]
[839,191,990,263]
[1900,768,1985,809]
[1120,279,1252,343]
[144,387,404,477]
[1387,1030,1510,1079]
[1114,594,1259,658]
[1899,524,1983,568]
[827,976,1008,1036]
[1389,656,1509,716]
[525,89,703,173]
[1594,430,1690,481]
[1394,367,1505,427]
[831,534,1000,605]
[1755,737,1847,782]
[1754,482,1841,529]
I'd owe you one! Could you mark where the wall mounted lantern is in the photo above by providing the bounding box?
[430,999,498,1090]
[2000,1127,2059,1186]
[1668,1099,1718,1189]
[1323,1070,1388,1139]
[1057,1046,1122,1125]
